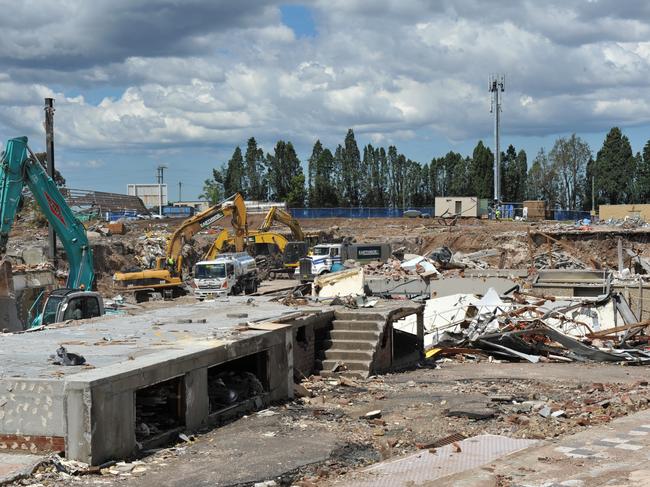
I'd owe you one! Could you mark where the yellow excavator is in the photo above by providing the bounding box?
[203,207,312,278]
[113,193,247,301]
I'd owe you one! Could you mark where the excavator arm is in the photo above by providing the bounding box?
[258,207,304,241]
[0,137,94,289]
[164,193,247,273]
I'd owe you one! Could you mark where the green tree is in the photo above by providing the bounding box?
[341,129,361,206]
[636,140,650,202]
[312,148,338,207]
[200,168,224,205]
[244,137,265,200]
[514,149,528,202]
[307,140,323,206]
[266,141,302,201]
[549,134,591,209]
[592,127,636,205]
[469,141,494,199]
[224,146,245,196]
[500,144,518,201]
[286,174,306,207]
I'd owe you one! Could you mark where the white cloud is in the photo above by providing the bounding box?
[0,0,649,158]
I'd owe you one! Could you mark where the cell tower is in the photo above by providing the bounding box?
[489,74,505,203]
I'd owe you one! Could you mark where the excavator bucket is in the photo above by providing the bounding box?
[0,260,21,331]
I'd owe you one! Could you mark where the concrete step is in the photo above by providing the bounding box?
[321,339,376,351]
[331,320,382,331]
[334,311,386,321]
[321,358,371,373]
[330,329,380,341]
[324,349,374,362]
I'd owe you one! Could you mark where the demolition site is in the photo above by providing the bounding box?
[3,113,650,486]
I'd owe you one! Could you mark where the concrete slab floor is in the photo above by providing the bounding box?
[0,296,301,379]
[12,362,650,487]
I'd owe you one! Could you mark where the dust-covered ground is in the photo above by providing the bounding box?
[11,362,650,487]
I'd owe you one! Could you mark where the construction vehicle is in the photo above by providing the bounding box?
[203,207,311,279]
[193,252,259,297]
[0,136,103,327]
[298,242,392,282]
[113,193,247,302]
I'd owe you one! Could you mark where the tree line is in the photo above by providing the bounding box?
[201,127,650,209]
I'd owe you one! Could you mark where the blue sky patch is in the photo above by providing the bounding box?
[280,4,316,37]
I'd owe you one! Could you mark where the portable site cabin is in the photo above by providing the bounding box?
[434,197,489,218]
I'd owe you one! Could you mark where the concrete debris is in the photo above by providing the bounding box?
[51,346,86,366]
[396,286,650,363]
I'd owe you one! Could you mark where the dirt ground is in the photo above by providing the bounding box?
[14,362,650,487]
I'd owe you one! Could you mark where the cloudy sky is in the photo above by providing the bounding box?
[2,0,649,199]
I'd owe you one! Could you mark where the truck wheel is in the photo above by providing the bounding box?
[269,271,276,280]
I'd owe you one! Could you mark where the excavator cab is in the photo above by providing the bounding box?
[283,241,308,267]
[30,288,104,327]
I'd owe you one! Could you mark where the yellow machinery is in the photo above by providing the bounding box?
[203,207,313,278]
[113,193,247,301]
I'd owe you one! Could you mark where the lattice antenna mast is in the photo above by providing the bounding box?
[489,74,505,203]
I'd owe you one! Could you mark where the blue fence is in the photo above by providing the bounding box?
[291,207,434,219]
[290,206,592,221]
[105,210,138,222]
[552,210,592,221]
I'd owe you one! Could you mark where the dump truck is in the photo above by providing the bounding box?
[193,252,259,297]
[298,242,392,282]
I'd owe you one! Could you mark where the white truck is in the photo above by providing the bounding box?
[298,242,392,282]
[193,252,260,297]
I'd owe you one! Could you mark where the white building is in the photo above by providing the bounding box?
[127,184,168,208]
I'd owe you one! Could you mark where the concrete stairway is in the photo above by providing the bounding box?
[318,310,386,377]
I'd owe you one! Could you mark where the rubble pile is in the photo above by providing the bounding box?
[417,289,650,364]
[533,248,588,269]
[133,231,169,269]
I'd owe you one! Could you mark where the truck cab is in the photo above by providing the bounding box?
[299,242,391,282]
[193,252,259,298]
[34,288,104,326]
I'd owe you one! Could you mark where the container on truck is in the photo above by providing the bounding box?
[193,252,259,297]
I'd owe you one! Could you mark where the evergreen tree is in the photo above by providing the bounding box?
[312,148,338,207]
[224,147,245,196]
[514,149,528,202]
[244,137,265,200]
[341,129,362,206]
[266,141,302,201]
[286,174,306,207]
[307,140,323,206]
[500,145,518,201]
[636,140,650,202]
[592,127,636,205]
[470,141,494,199]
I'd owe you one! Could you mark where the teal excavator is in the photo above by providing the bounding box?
[0,136,103,327]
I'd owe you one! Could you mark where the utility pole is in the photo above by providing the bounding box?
[44,98,56,264]
[489,74,505,207]
[156,164,167,217]
[178,181,182,202]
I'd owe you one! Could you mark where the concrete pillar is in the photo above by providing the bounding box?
[184,368,208,430]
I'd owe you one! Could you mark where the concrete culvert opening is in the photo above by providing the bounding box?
[208,351,269,416]
[135,375,186,443]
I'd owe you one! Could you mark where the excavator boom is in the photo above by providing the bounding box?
[0,137,94,289]
[258,207,304,241]
[113,193,247,299]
